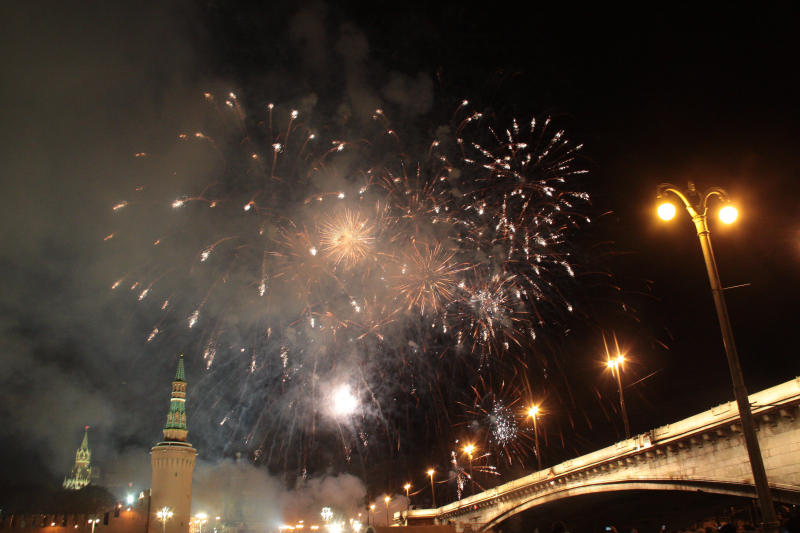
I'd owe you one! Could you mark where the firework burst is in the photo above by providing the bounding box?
[394,243,468,315]
[457,376,536,468]
[319,209,376,268]
[108,91,591,476]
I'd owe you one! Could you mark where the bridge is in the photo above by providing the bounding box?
[403,377,800,531]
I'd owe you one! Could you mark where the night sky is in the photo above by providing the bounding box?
[1,0,799,504]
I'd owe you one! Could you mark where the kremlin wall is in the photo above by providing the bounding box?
[0,497,149,533]
[0,357,195,533]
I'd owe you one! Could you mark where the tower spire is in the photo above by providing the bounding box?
[63,426,93,490]
[80,425,90,450]
[163,354,188,441]
[175,355,186,382]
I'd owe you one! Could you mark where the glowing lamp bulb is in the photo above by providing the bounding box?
[657,202,677,221]
[719,205,738,224]
[528,405,539,418]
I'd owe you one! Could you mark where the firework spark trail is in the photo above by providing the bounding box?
[108,92,591,476]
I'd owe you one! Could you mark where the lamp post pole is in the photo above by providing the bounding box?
[156,507,173,533]
[604,332,630,439]
[462,445,475,495]
[657,183,778,532]
[614,363,629,438]
[427,469,436,508]
[527,406,542,470]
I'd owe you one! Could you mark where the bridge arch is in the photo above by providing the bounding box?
[482,479,800,531]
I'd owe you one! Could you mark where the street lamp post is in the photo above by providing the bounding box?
[368,504,375,526]
[527,405,542,470]
[604,332,630,439]
[196,513,208,533]
[657,182,778,532]
[156,507,173,533]
[88,518,100,533]
[462,444,475,495]
[426,468,436,508]
[403,483,411,512]
[384,496,390,525]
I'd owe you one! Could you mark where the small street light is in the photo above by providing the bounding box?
[384,495,390,525]
[656,182,777,532]
[194,513,208,533]
[527,404,542,470]
[156,507,173,533]
[461,444,476,495]
[403,483,411,512]
[368,504,375,526]
[426,468,436,508]
[603,331,630,439]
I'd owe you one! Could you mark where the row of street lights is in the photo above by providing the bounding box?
[390,405,543,517]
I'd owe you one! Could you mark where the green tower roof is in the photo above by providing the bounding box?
[174,354,186,382]
[162,354,188,438]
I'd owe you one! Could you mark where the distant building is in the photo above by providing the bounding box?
[0,354,198,533]
[63,426,95,490]
[150,355,197,533]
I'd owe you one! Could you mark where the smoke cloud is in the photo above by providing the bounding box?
[0,0,440,489]
[192,460,367,523]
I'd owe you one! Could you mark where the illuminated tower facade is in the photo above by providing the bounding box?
[63,426,93,490]
[151,355,196,533]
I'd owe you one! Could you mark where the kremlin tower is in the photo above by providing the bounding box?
[151,355,197,533]
[63,426,93,490]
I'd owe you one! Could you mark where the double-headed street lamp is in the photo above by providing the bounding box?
[156,507,173,533]
[527,405,542,470]
[657,182,778,532]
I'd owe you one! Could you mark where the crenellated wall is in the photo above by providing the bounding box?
[0,498,148,533]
